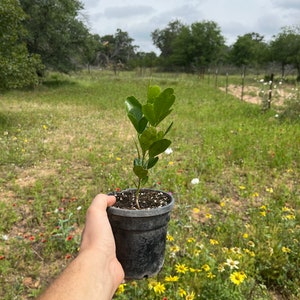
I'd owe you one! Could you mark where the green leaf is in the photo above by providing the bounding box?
[149,139,171,157]
[147,85,161,103]
[153,88,175,126]
[146,156,159,169]
[164,122,173,137]
[143,88,175,127]
[142,102,156,126]
[139,126,158,153]
[125,96,146,133]
[133,165,148,179]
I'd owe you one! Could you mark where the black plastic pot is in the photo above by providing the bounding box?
[107,189,174,280]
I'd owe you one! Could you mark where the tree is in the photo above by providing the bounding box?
[152,20,185,69]
[189,21,226,67]
[229,32,269,69]
[20,0,90,73]
[0,0,43,90]
[152,20,225,71]
[271,26,300,79]
[99,29,137,70]
[81,33,103,72]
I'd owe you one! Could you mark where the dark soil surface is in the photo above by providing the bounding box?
[111,189,171,210]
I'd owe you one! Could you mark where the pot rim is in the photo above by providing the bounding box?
[107,189,175,217]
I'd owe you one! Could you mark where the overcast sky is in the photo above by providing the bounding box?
[81,0,300,53]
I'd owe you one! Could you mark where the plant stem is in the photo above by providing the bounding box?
[135,179,141,209]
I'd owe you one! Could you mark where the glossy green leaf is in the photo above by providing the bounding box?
[125,96,145,133]
[139,126,158,152]
[133,165,148,179]
[149,139,171,157]
[146,156,159,169]
[143,87,175,126]
[147,85,161,103]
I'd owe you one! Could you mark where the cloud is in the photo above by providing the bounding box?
[104,5,155,19]
[271,0,300,10]
[256,13,284,40]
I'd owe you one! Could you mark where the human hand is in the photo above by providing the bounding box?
[80,194,124,295]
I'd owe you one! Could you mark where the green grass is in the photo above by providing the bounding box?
[0,71,299,299]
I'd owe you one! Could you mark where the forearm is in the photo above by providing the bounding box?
[38,250,117,300]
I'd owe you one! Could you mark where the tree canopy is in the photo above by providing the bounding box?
[19,0,90,73]
[270,26,300,78]
[0,0,43,89]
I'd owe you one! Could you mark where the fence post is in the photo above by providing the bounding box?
[267,73,274,109]
[241,66,245,101]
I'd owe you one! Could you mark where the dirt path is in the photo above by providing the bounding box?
[220,84,286,106]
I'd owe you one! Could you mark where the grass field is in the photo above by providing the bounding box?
[0,71,299,299]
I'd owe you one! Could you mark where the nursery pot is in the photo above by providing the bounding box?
[107,189,174,280]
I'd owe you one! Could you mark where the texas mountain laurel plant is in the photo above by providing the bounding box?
[125,85,176,208]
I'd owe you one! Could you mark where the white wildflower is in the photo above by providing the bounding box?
[2,234,9,241]
[165,148,173,155]
[225,258,239,270]
[191,178,200,185]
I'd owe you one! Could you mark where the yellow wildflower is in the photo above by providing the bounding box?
[116,283,126,295]
[265,187,273,193]
[187,237,196,243]
[175,263,188,274]
[207,272,216,279]
[210,239,219,245]
[170,245,180,253]
[282,246,291,253]
[202,264,210,272]
[178,287,187,297]
[230,271,247,285]
[148,280,157,290]
[186,291,196,300]
[165,275,179,282]
[193,207,200,213]
[205,213,212,219]
[167,234,174,241]
[153,282,165,295]
[189,267,201,273]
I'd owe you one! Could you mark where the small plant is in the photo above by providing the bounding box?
[125,85,176,208]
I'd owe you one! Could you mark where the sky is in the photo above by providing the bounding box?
[81,0,300,53]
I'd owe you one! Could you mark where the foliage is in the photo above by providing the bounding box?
[271,26,300,79]
[0,0,43,90]
[229,32,269,68]
[19,0,89,73]
[0,71,299,299]
[99,29,138,69]
[152,20,226,71]
[125,85,175,207]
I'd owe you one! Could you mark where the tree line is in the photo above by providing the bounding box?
[1,0,300,90]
